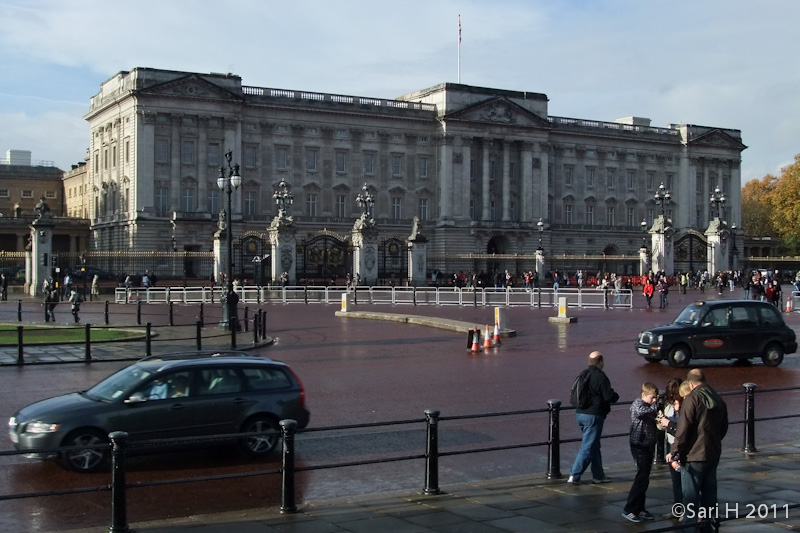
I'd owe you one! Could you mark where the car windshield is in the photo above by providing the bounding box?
[673,305,706,326]
[85,364,154,402]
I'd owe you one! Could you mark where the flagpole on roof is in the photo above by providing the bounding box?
[458,14,461,83]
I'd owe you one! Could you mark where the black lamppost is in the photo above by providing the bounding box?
[80,251,87,300]
[537,218,544,250]
[654,182,671,216]
[709,186,726,220]
[273,177,293,214]
[217,151,241,330]
[356,183,374,219]
[640,219,648,249]
[730,223,738,269]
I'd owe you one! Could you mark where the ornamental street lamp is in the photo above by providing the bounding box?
[356,183,374,219]
[709,186,726,219]
[273,177,293,214]
[217,151,241,330]
[537,218,544,250]
[654,182,671,216]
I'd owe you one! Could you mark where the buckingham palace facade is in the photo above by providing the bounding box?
[82,67,745,279]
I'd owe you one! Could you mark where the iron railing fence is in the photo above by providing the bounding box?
[0,384,798,532]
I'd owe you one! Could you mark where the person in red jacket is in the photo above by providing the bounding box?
[643,277,655,309]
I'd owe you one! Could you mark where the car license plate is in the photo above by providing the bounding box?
[637,348,648,355]
[9,431,18,444]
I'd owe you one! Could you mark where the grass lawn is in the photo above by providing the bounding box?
[0,325,141,345]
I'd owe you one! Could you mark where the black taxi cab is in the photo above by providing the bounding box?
[635,300,797,367]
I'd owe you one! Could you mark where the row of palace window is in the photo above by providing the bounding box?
[554,165,676,192]
[93,140,131,173]
[153,186,431,221]
[154,140,431,179]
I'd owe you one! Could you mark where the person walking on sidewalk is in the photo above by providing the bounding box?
[666,369,728,531]
[621,382,660,523]
[69,288,83,323]
[567,351,619,485]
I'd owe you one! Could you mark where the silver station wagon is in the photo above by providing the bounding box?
[9,352,310,472]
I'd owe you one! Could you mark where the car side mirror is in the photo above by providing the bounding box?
[125,392,148,404]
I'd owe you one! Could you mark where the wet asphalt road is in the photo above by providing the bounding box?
[1,289,799,532]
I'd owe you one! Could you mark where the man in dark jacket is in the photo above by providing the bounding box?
[567,351,620,484]
[667,369,728,529]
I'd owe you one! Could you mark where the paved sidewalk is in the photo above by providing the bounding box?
[61,444,800,533]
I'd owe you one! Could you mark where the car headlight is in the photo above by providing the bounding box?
[657,335,663,343]
[8,416,16,428]
[25,421,61,434]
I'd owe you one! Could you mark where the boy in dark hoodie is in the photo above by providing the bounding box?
[667,369,728,529]
[622,382,660,523]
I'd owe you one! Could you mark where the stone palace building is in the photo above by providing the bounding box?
[80,67,746,281]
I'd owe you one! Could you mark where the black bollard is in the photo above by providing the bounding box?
[16,326,23,365]
[199,302,204,327]
[168,302,174,326]
[253,311,259,344]
[261,309,267,339]
[742,382,757,453]
[84,323,92,363]
[196,321,202,351]
[304,286,308,305]
[546,399,562,479]
[104,300,109,325]
[423,409,440,495]
[108,431,129,533]
[280,419,298,513]
[17,299,22,322]
[136,301,142,325]
[244,306,249,332]
[413,286,417,306]
[145,322,152,356]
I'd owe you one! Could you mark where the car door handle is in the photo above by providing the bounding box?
[170,403,186,410]
[233,398,247,404]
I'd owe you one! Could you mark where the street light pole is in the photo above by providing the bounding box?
[537,218,544,250]
[654,182,671,216]
[709,186,726,220]
[217,151,241,330]
[640,219,648,249]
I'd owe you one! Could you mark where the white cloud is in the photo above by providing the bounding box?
[0,0,798,180]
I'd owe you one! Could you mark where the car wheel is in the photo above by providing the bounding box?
[60,429,109,472]
[239,416,280,457]
[643,356,661,364]
[761,344,785,367]
[667,345,691,368]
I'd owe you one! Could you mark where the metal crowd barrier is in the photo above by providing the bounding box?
[113,286,635,309]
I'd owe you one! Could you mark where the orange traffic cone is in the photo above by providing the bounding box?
[493,323,502,346]
[470,326,480,352]
[787,297,793,313]
[483,324,493,349]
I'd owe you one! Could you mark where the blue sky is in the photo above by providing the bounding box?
[1,0,798,184]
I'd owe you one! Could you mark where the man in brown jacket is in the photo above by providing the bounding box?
[666,369,728,530]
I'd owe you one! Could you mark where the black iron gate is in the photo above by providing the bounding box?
[239,234,270,285]
[378,237,408,285]
[674,231,708,275]
[298,232,352,285]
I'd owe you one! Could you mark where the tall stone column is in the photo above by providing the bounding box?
[502,140,511,221]
[352,226,379,286]
[482,139,491,221]
[439,135,453,221]
[520,141,533,222]
[649,215,675,275]
[705,218,729,275]
[30,218,55,296]
[268,223,297,285]
[407,217,427,287]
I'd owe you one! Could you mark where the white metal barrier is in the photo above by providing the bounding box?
[112,285,634,309]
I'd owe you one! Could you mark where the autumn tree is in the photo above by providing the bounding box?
[768,154,800,254]
[741,174,778,238]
